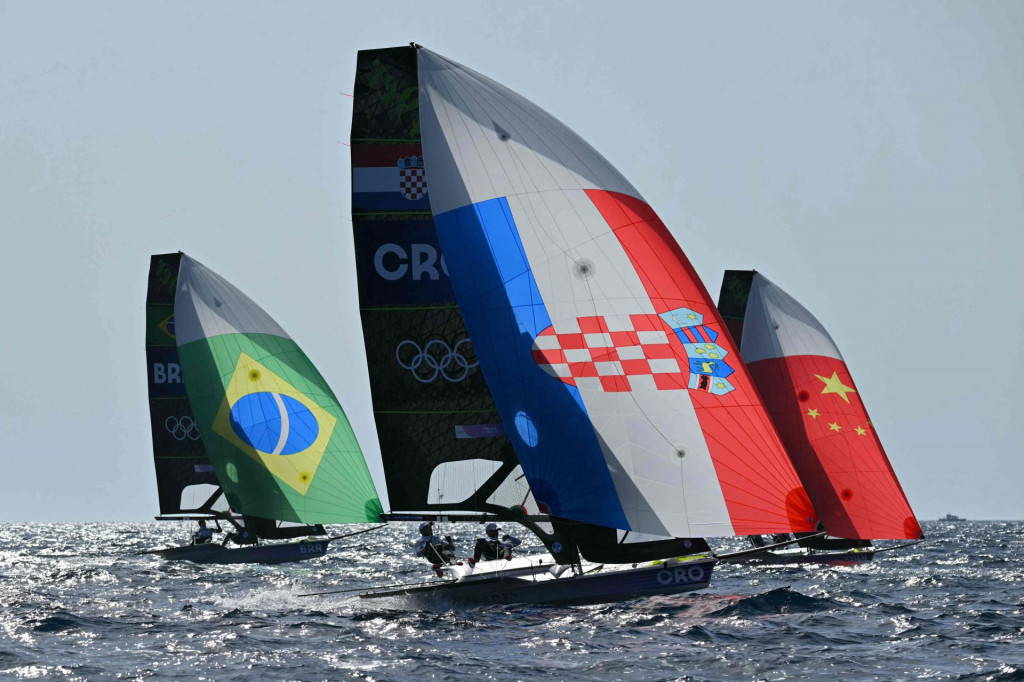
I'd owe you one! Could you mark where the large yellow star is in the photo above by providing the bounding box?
[806,408,820,419]
[855,426,867,436]
[829,422,842,432]
[815,371,857,404]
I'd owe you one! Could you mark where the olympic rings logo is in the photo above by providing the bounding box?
[395,338,479,383]
[165,415,202,441]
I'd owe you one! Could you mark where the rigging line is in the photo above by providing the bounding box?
[326,524,388,542]
[298,579,452,597]
[714,531,826,562]
[871,539,924,554]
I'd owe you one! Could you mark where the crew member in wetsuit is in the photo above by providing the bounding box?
[222,512,257,546]
[192,519,213,545]
[414,522,456,568]
[468,522,521,565]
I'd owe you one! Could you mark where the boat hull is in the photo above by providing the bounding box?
[360,558,716,606]
[148,539,330,565]
[738,549,875,567]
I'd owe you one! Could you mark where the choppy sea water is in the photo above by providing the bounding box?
[0,521,1021,681]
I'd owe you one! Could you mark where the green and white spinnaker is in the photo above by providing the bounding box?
[173,254,382,524]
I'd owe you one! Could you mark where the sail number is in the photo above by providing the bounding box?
[374,244,448,281]
[299,542,326,555]
[152,362,182,384]
[656,565,707,586]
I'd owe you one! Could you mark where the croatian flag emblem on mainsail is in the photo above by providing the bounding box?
[531,309,735,396]
[397,155,427,200]
[351,145,430,211]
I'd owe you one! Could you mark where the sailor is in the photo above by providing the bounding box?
[222,512,256,547]
[469,523,521,565]
[414,521,456,567]
[192,519,213,545]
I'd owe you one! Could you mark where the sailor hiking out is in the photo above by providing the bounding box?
[468,523,521,565]
[415,522,456,572]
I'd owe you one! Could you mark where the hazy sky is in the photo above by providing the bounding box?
[1,2,1021,522]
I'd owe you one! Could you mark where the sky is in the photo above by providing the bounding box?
[1,1,1021,522]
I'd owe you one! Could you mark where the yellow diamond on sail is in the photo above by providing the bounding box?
[212,352,337,495]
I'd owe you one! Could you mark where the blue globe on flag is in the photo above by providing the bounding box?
[228,392,319,456]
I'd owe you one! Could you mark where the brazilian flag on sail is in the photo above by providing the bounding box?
[173,254,382,524]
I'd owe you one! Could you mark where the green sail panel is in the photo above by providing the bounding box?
[173,254,381,524]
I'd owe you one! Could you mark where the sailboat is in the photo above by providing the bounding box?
[339,44,823,604]
[716,270,923,565]
[142,252,383,564]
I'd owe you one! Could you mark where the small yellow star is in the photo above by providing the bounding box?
[807,408,820,419]
[815,371,857,404]
[687,313,697,320]
[829,422,842,432]
[855,426,867,436]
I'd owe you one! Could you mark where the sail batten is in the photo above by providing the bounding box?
[417,47,815,537]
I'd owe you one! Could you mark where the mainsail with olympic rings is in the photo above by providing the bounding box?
[350,47,543,523]
[145,252,221,516]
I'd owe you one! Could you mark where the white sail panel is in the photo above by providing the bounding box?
[174,255,288,346]
[740,273,843,363]
[417,50,639,217]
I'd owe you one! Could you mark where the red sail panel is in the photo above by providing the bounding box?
[720,270,922,540]
[587,190,816,535]
[748,355,921,540]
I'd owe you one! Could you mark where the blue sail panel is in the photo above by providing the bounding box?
[433,197,630,530]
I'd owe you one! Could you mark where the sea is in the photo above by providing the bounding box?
[0,521,1020,681]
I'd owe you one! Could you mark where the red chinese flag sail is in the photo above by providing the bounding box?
[718,271,921,540]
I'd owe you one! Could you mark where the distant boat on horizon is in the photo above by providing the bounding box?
[943,514,966,522]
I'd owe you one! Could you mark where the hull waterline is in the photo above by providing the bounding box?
[734,549,875,567]
[360,557,717,606]
[146,539,330,565]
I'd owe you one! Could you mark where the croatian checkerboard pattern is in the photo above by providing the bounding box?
[398,168,427,200]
